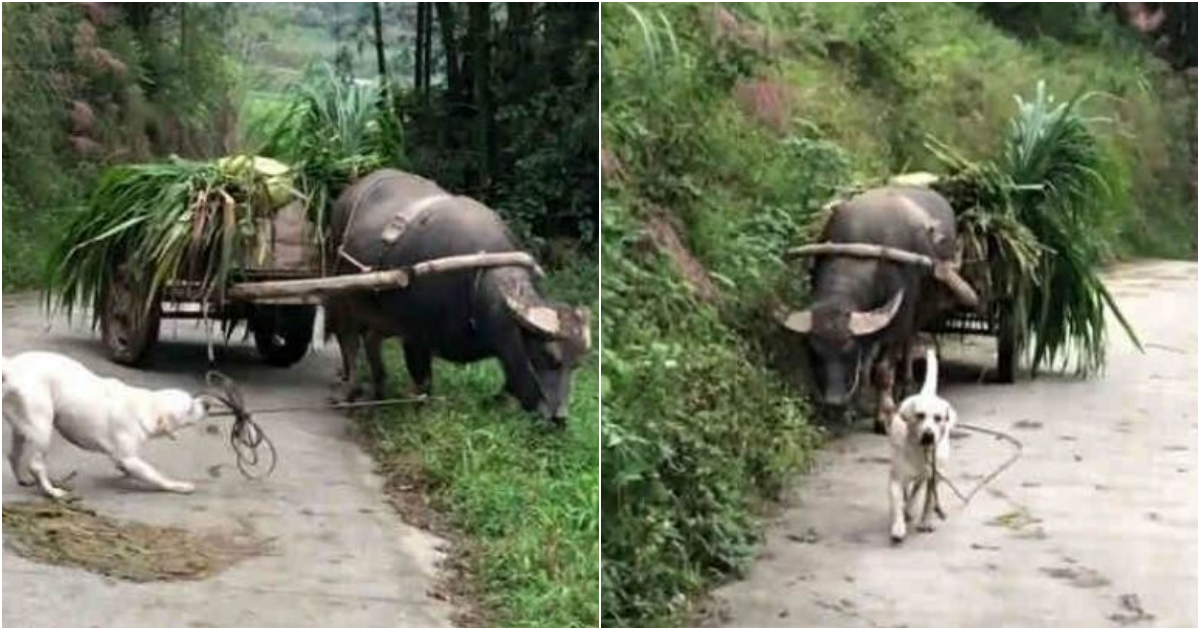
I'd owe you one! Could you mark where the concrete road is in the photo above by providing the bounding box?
[711,261,1197,627]
[2,296,454,627]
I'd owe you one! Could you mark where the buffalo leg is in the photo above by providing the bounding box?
[334,330,364,402]
[364,331,387,400]
[873,351,898,434]
[402,341,433,397]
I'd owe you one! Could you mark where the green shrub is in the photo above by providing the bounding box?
[356,262,598,628]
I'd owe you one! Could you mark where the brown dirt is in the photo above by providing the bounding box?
[643,212,720,302]
[2,501,267,582]
[733,78,796,134]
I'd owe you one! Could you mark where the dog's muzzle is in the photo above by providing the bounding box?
[920,430,936,446]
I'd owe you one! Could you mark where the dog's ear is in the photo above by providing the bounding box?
[155,414,178,439]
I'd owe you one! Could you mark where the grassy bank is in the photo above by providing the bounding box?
[355,259,598,628]
[601,2,1195,625]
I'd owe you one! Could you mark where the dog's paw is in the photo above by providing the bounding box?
[169,482,196,494]
[44,487,68,500]
[916,521,935,533]
[890,523,907,544]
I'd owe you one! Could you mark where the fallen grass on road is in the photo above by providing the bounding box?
[354,260,598,628]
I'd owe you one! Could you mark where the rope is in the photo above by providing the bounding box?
[202,372,277,480]
[933,421,1023,506]
[199,372,442,478]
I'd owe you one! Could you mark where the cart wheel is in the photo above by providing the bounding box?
[252,305,316,367]
[996,301,1017,384]
[100,269,161,366]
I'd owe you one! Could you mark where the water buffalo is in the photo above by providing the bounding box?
[778,186,975,432]
[324,169,591,425]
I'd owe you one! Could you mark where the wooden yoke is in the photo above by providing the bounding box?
[786,242,980,309]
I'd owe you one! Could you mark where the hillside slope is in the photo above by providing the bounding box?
[600,3,1195,625]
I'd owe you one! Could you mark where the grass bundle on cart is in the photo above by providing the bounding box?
[44,66,397,366]
[926,81,1140,375]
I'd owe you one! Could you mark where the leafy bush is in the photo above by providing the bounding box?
[602,6,828,624]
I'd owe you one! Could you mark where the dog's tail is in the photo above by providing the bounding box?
[920,348,939,397]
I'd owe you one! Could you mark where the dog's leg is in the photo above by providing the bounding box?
[873,353,898,434]
[904,480,921,523]
[117,456,194,494]
[28,452,66,499]
[917,475,937,533]
[17,410,65,499]
[889,476,907,543]
[7,431,34,486]
[932,476,946,520]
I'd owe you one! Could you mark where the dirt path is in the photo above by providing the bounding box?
[2,295,454,627]
[710,261,1197,627]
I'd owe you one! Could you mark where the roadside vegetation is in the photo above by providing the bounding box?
[601,2,1195,625]
[357,257,598,627]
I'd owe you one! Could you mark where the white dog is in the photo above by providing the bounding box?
[2,351,210,498]
[888,348,956,543]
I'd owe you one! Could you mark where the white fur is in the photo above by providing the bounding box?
[2,351,208,498]
[887,348,956,543]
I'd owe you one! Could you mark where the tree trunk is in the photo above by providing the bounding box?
[469,3,493,189]
[435,3,460,98]
[422,4,433,98]
[372,2,387,83]
[413,3,424,92]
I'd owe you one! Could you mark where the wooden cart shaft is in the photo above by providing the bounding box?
[225,251,543,301]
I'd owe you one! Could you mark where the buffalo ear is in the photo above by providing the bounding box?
[778,309,813,334]
[505,295,562,337]
[848,290,904,337]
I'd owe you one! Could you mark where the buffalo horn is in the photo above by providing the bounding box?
[848,290,905,336]
[505,295,562,337]
[778,309,813,334]
[576,306,592,350]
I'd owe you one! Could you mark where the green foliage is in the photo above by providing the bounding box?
[401,4,599,249]
[254,64,403,228]
[601,200,820,626]
[2,3,241,290]
[602,5,830,624]
[356,263,598,628]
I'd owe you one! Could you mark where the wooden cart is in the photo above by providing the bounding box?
[97,200,540,367]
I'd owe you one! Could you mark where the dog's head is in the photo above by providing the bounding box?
[152,389,213,436]
[897,393,955,448]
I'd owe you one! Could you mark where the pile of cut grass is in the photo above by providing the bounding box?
[3,501,266,582]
